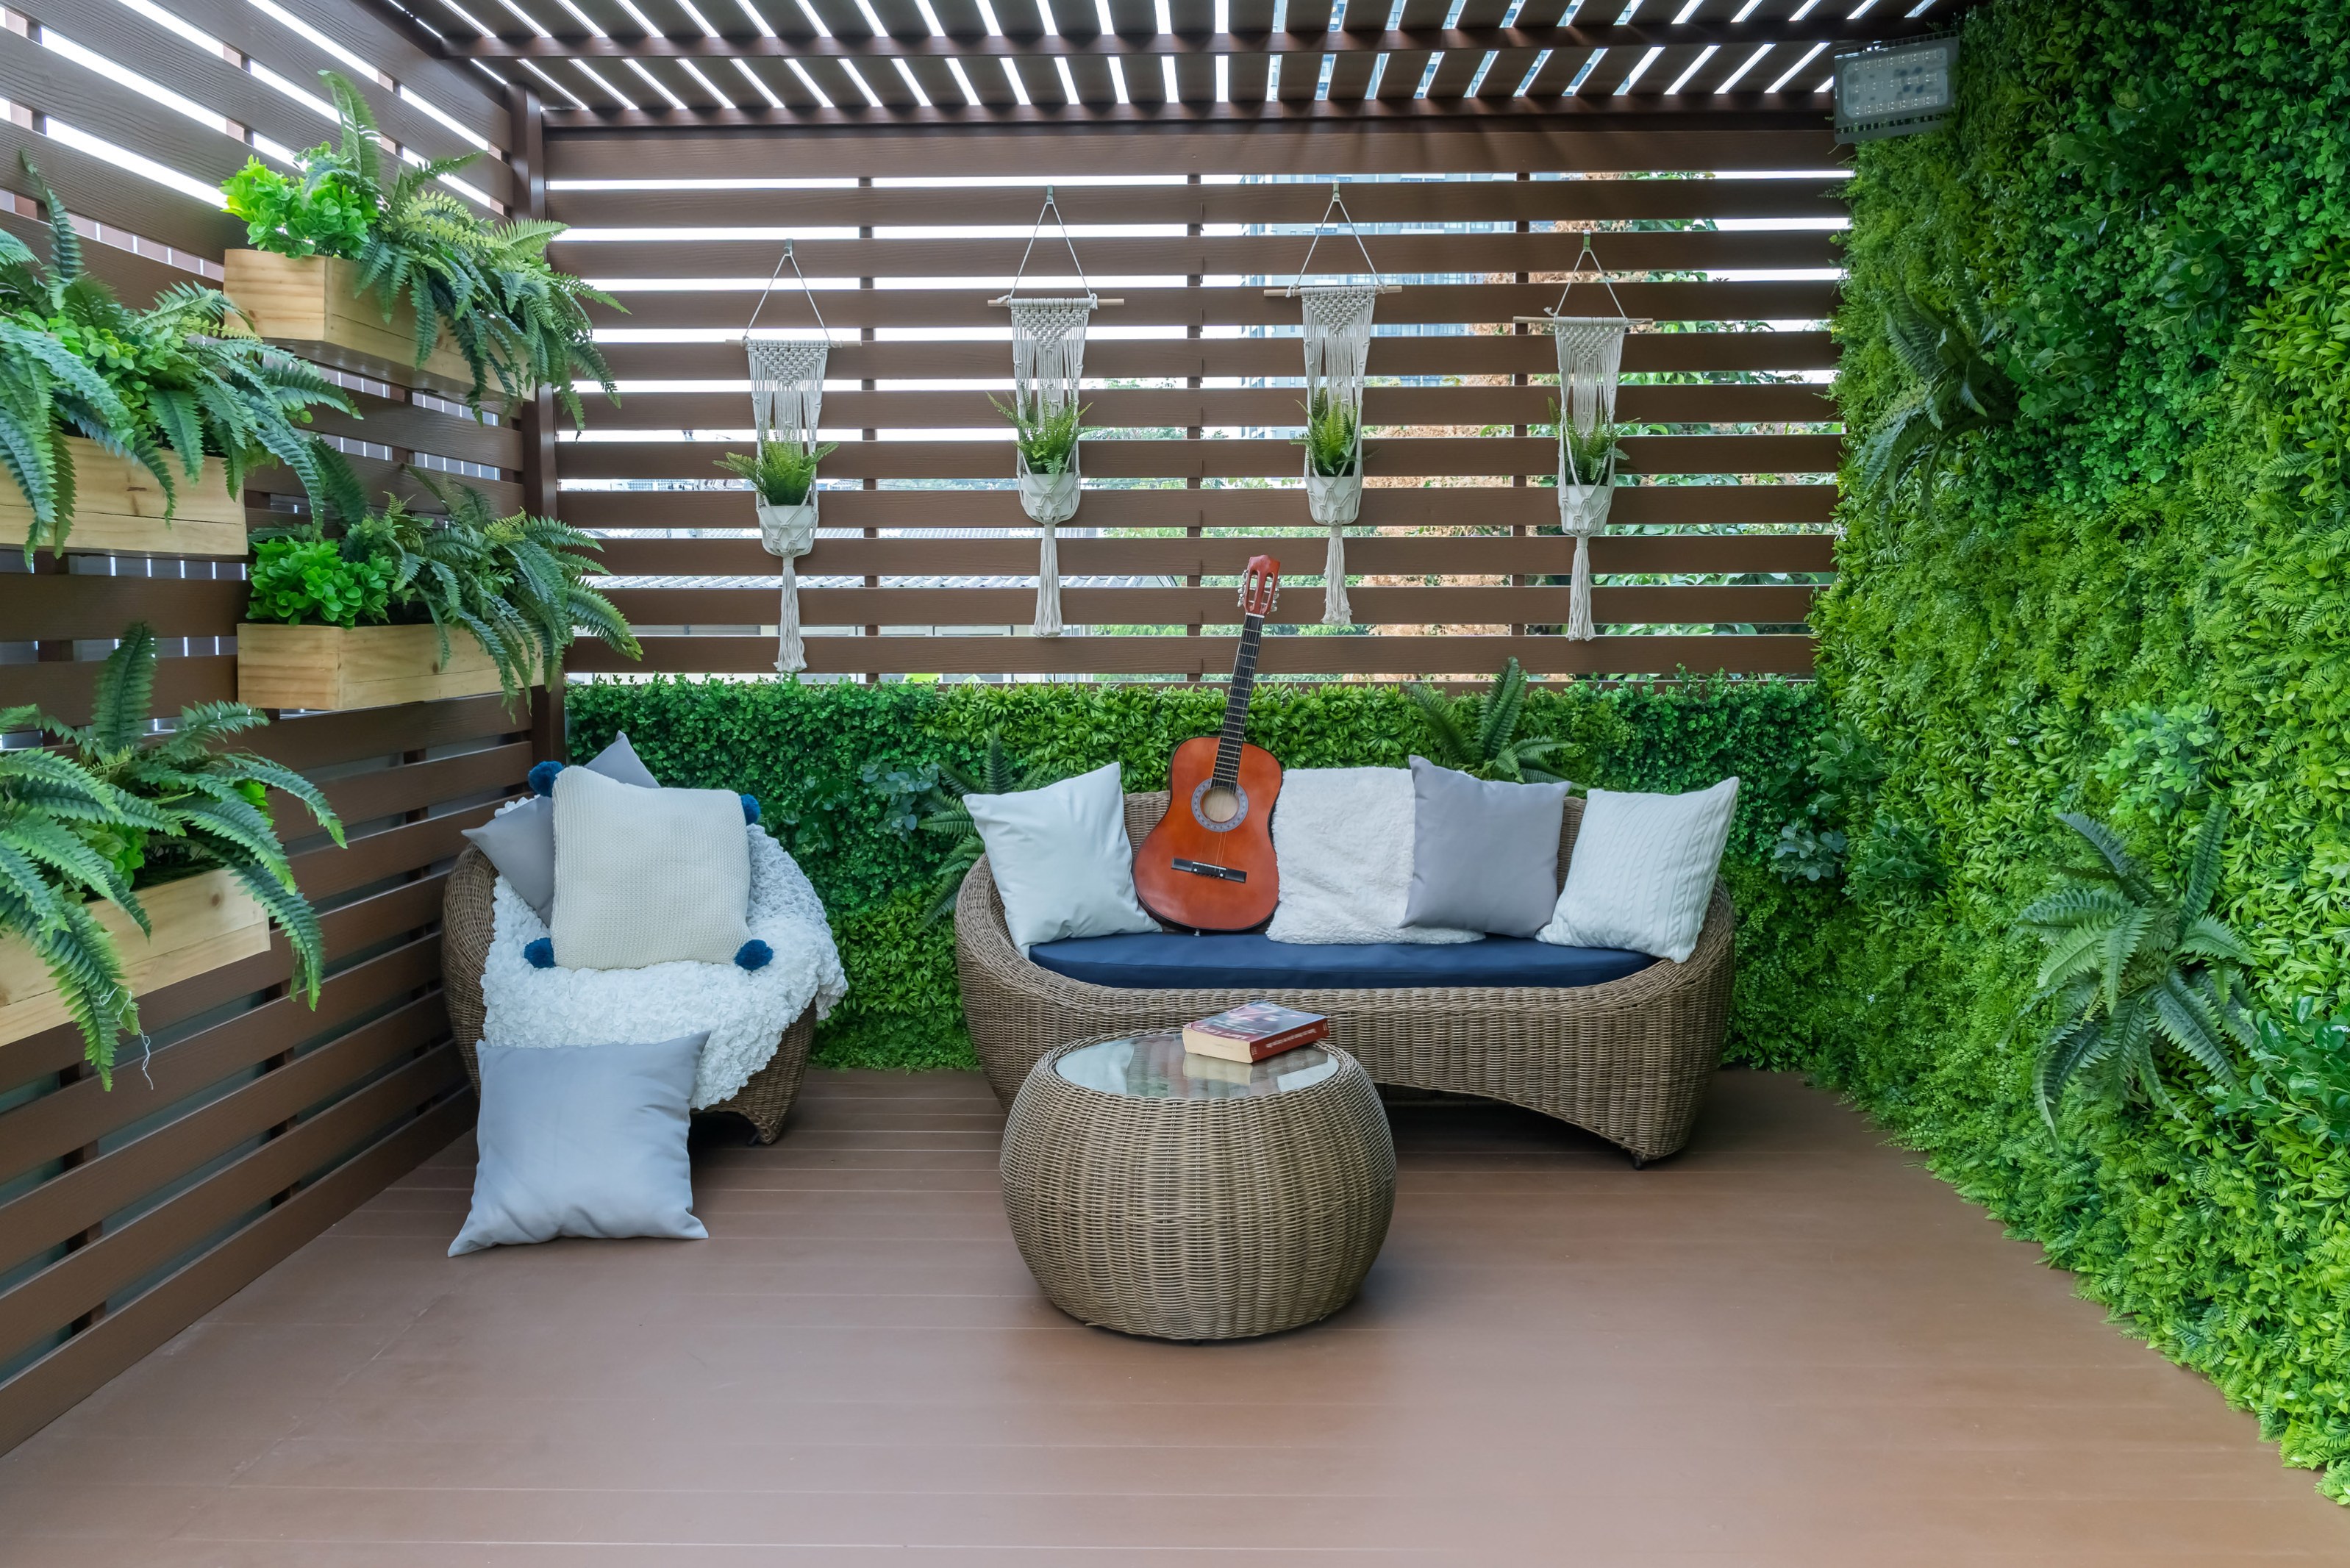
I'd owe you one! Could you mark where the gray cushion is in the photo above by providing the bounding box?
[551,766,751,970]
[450,1032,710,1256]
[460,733,660,924]
[1402,756,1571,938]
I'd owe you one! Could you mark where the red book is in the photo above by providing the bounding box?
[1182,1001,1329,1064]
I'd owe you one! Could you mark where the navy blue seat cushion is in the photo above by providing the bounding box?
[1028,931,1656,991]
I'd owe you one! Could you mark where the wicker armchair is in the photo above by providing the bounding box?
[440,845,818,1144]
[955,792,1734,1163]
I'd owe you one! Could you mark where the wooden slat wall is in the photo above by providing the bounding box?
[546,126,1844,679]
[0,12,516,1456]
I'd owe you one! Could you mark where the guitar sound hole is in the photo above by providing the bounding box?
[1190,778,1249,833]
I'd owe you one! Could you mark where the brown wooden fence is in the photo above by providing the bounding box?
[546,123,1843,681]
[0,2,526,1453]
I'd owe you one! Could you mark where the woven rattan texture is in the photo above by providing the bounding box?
[1000,1035,1395,1340]
[440,845,817,1143]
[956,794,1734,1162]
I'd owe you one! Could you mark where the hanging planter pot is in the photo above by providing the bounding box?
[1519,238,1648,644]
[1304,459,1363,527]
[735,246,833,675]
[1018,456,1081,527]
[1279,190,1395,629]
[991,190,1118,640]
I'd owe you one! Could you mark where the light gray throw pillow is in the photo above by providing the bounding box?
[1538,777,1740,962]
[461,733,662,924]
[449,1032,710,1256]
[1402,756,1572,938]
[965,762,1157,956]
[551,765,751,969]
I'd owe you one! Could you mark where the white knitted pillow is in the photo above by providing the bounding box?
[1265,767,1479,946]
[551,765,750,970]
[1538,778,1738,963]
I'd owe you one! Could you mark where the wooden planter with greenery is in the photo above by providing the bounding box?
[222,251,471,394]
[0,437,246,557]
[237,621,516,711]
[0,870,268,1048]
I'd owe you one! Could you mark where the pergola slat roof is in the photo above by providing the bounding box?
[363,0,1967,128]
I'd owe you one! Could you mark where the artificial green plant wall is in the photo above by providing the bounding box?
[1820,0,2350,1499]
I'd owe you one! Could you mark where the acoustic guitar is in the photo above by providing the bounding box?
[1132,556,1285,932]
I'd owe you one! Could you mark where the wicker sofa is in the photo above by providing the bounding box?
[440,845,818,1144]
[955,792,1735,1163]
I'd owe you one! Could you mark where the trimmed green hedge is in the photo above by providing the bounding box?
[568,676,1832,1073]
[1820,0,2350,1500]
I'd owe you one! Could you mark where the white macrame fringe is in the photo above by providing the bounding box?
[1323,524,1351,627]
[777,554,805,673]
[1568,534,1594,642]
[1034,523,1062,637]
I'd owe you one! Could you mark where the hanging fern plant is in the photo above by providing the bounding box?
[221,72,619,423]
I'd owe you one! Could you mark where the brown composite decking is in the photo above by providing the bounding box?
[2,1067,2347,1565]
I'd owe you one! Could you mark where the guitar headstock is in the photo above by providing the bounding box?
[1237,555,1282,618]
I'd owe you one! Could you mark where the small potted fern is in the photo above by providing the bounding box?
[1555,404,1624,534]
[221,71,615,416]
[0,626,342,1079]
[719,438,835,554]
[996,393,1085,526]
[1298,389,1363,526]
[239,476,638,710]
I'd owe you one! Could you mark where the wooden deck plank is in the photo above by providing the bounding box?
[1,1069,2345,1564]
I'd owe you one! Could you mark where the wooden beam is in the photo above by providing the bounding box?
[544,96,1842,135]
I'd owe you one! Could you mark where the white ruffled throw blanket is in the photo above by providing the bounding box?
[482,827,849,1109]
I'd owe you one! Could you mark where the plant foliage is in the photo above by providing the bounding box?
[222,73,619,422]
[1821,0,2350,1501]
[251,476,639,705]
[1404,659,1567,783]
[1296,388,1360,479]
[718,440,835,507]
[2017,806,2255,1125]
[0,160,360,551]
[993,394,1085,476]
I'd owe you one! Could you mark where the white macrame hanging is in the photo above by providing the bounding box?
[991,190,1109,639]
[743,243,829,673]
[1285,188,1392,628]
[1521,237,1647,642]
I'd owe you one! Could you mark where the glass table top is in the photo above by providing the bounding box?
[1055,1030,1340,1101]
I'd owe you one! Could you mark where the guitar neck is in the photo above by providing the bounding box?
[1211,612,1264,787]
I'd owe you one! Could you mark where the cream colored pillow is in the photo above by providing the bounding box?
[551,765,750,970]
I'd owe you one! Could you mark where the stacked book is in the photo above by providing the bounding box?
[1182,1001,1329,1064]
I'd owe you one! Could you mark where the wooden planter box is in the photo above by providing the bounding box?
[221,251,473,395]
[237,621,515,711]
[0,437,246,557]
[0,870,268,1048]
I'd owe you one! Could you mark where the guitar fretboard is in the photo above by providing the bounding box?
[1211,612,1263,788]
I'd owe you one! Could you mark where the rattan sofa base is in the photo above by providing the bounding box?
[955,792,1735,1163]
[441,845,817,1145]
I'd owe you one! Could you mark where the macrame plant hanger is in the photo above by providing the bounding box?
[1516,236,1646,641]
[989,190,1117,638]
[743,242,829,673]
[1276,187,1395,627]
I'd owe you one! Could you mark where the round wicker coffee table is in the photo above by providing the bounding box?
[1000,1030,1396,1341]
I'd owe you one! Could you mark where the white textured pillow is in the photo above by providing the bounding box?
[551,765,751,970]
[1538,778,1738,962]
[1266,767,1480,946]
[968,762,1157,956]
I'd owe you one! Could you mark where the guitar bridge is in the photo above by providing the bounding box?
[1172,858,1247,883]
